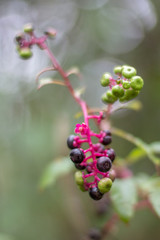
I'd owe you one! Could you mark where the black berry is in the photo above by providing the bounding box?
[107,148,116,161]
[67,135,76,149]
[89,187,103,200]
[104,130,112,136]
[75,163,85,170]
[70,148,84,163]
[86,165,93,173]
[88,228,102,240]
[102,135,112,145]
[97,157,112,172]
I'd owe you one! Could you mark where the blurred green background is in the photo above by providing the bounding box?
[0,0,160,239]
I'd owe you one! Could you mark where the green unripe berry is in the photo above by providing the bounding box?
[98,178,112,194]
[101,93,108,104]
[116,79,122,84]
[100,72,111,87]
[23,23,34,33]
[130,76,144,90]
[113,66,122,75]
[122,66,137,78]
[106,90,118,103]
[19,47,33,59]
[78,185,87,192]
[122,80,131,89]
[112,85,125,98]
[74,171,84,186]
[119,89,139,102]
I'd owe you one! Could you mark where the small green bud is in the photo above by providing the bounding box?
[98,178,112,194]
[100,72,111,87]
[122,66,137,78]
[23,23,34,33]
[120,89,139,102]
[122,80,131,89]
[74,171,84,186]
[112,85,125,98]
[44,28,57,38]
[108,169,116,182]
[106,90,118,103]
[19,47,33,59]
[113,66,122,75]
[130,76,144,90]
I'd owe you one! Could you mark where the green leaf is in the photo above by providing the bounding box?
[39,157,73,189]
[126,147,146,163]
[111,100,142,113]
[149,190,160,217]
[110,178,137,222]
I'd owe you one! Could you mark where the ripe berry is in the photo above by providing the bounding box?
[75,163,85,170]
[67,135,76,149]
[130,76,144,90]
[98,178,112,194]
[70,148,84,163]
[97,157,112,172]
[107,148,116,161]
[112,85,125,98]
[101,135,112,145]
[100,72,111,87]
[86,165,93,173]
[103,130,111,136]
[74,171,84,186]
[122,66,137,78]
[89,187,103,200]
[88,228,102,240]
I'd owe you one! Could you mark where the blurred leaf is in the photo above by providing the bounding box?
[150,142,160,154]
[111,100,142,113]
[38,78,66,89]
[66,67,81,79]
[126,147,146,163]
[110,178,137,222]
[39,157,73,189]
[149,191,160,217]
[112,127,160,165]
[75,87,86,98]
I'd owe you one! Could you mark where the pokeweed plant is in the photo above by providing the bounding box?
[15,23,160,239]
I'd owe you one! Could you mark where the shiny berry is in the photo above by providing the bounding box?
[103,130,111,136]
[100,72,111,87]
[97,157,112,172]
[122,66,137,78]
[108,169,116,182]
[113,66,122,75]
[67,135,77,149]
[89,187,103,200]
[98,178,112,194]
[70,148,84,163]
[107,148,116,161]
[130,76,144,90]
[112,85,125,98]
[101,135,112,145]
[122,80,131,89]
[75,163,85,170]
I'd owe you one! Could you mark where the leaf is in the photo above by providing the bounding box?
[110,178,137,222]
[126,147,146,163]
[36,66,56,83]
[39,157,73,189]
[149,190,160,217]
[150,142,160,154]
[111,100,142,113]
[75,87,86,98]
[37,78,66,89]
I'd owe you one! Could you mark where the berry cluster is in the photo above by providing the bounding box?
[67,118,116,200]
[101,65,144,103]
[15,23,56,59]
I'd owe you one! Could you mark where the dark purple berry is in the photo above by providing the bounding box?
[88,228,102,240]
[89,187,103,200]
[104,130,112,136]
[107,148,116,162]
[67,135,76,149]
[101,135,112,145]
[75,163,85,170]
[86,165,93,173]
[70,148,84,163]
[97,157,112,172]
